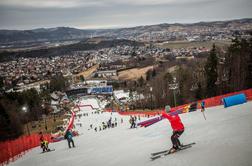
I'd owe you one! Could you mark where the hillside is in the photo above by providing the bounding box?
[116,66,154,80]
[9,101,252,166]
[0,39,143,62]
[0,27,93,44]
[1,18,252,45]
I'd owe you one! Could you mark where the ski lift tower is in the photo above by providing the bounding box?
[169,77,179,107]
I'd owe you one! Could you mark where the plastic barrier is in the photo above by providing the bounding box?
[223,93,247,108]
[199,88,252,109]
[0,134,52,166]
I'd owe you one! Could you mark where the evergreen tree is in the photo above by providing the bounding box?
[146,69,152,81]
[152,69,157,77]
[205,44,218,97]
[247,36,252,88]
[0,76,3,90]
[50,74,68,92]
[225,36,252,91]
[195,82,203,100]
[176,66,194,104]
[137,76,145,87]
[80,75,85,82]
[0,100,23,140]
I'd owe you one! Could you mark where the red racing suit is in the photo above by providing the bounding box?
[161,110,184,131]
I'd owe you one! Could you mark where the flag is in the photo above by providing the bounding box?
[138,102,198,128]
[170,102,197,116]
[142,118,163,128]
[137,116,163,127]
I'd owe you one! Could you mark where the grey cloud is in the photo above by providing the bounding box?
[0,0,219,8]
[0,0,251,29]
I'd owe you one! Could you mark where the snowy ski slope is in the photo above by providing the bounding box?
[9,101,252,166]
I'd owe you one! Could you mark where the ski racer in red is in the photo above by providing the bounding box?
[161,105,184,152]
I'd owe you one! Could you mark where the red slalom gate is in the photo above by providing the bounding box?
[0,133,52,166]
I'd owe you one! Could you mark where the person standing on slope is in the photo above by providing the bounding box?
[201,100,205,112]
[64,129,75,148]
[200,100,207,120]
[39,132,50,152]
[161,105,184,153]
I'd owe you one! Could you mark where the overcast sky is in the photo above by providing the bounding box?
[0,0,252,30]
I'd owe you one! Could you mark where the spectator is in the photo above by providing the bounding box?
[64,129,75,148]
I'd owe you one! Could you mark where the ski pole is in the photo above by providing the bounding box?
[201,109,206,120]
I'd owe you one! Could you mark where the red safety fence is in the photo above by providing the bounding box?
[2,89,252,165]
[0,104,78,166]
[0,134,52,166]
[109,88,252,117]
[197,88,252,109]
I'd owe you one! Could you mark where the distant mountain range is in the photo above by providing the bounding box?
[1,18,252,45]
[0,27,94,44]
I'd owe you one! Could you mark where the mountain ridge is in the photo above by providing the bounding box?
[1,18,252,44]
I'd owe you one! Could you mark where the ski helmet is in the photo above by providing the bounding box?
[165,105,171,113]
